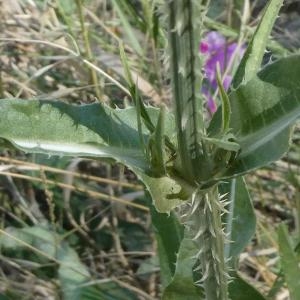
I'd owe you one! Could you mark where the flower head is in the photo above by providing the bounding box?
[200,31,245,114]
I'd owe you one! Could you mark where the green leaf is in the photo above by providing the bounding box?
[210,0,288,180]
[0,99,147,169]
[226,55,300,176]
[220,177,256,262]
[216,64,231,133]
[278,224,300,300]
[209,55,300,178]
[232,0,283,87]
[0,99,182,213]
[132,168,184,212]
[229,273,267,300]
[147,106,167,176]
[150,205,184,288]
[203,135,240,152]
[162,236,203,300]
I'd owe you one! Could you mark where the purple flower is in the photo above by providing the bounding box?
[200,32,245,114]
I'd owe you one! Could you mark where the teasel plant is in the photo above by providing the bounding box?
[0,0,300,299]
[166,0,231,298]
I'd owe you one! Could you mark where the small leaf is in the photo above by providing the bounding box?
[135,169,183,212]
[227,56,300,176]
[216,64,231,133]
[148,105,167,176]
[278,224,300,300]
[204,135,240,152]
[119,45,148,154]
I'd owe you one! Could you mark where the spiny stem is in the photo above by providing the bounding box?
[166,1,229,298]
[189,187,228,300]
[167,0,206,182]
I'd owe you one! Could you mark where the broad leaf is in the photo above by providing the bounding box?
[0,100,149,169]
[226,55,300,176]
[278,224,300,300]
[210,55,300,178]
[220,177,256,263]
[0,99,181,212]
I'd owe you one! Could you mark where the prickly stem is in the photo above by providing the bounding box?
[166,0,208,182]
[166,1,230,298]
[188,187,229,300]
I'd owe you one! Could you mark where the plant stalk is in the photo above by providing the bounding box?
[167,1,229,298]
[167,0,206,182]
[190,187,228,300]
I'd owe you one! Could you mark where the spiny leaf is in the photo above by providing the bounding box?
[0,99,147,169]
[0,99,182,213]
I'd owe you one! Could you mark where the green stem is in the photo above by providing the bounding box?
[167,1,229,297]
[167,0,205,182]
[190,187,228,300]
